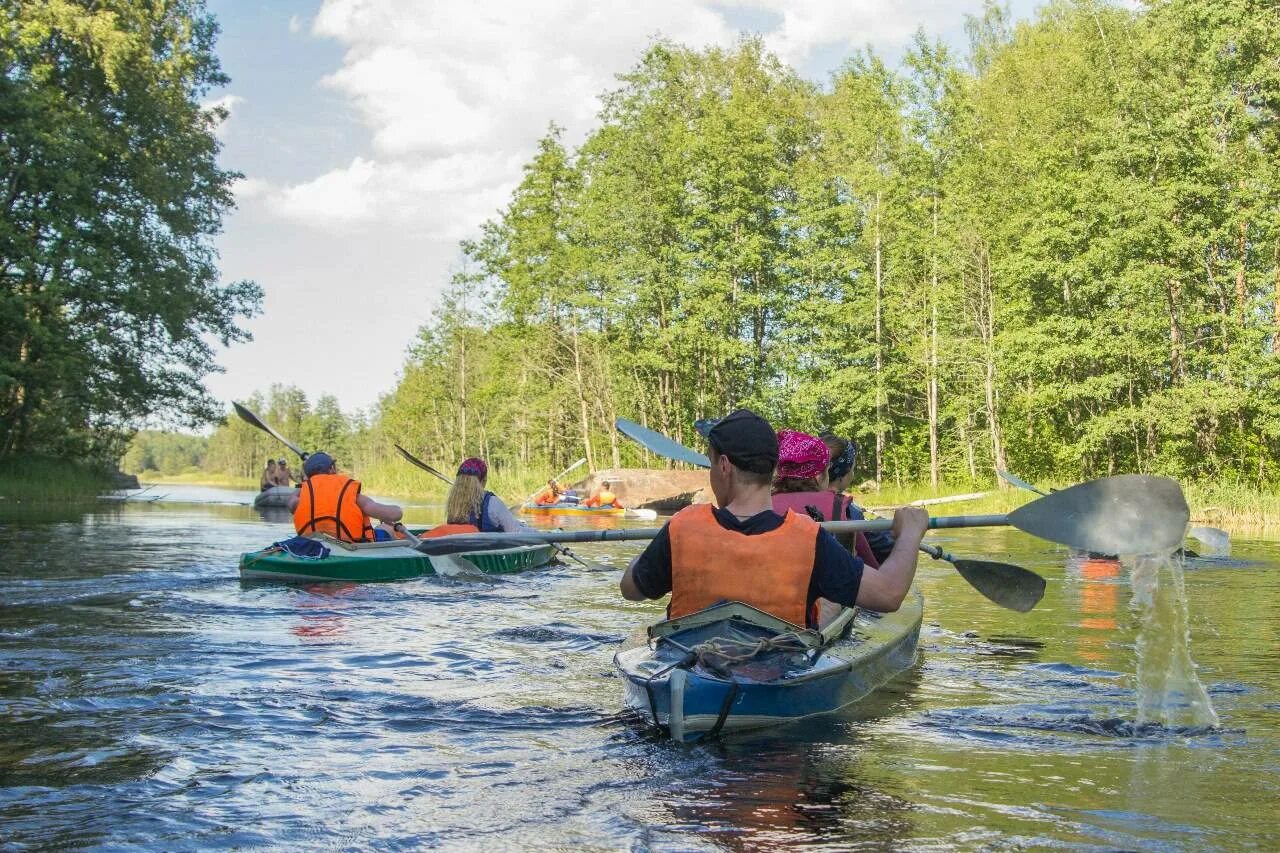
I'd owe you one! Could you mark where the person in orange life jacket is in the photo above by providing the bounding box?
[620,409,929,625]
[422,457,530,538]
[534,479,564,506]
[820,433,895,565]
[583,480,620,508]
[287,452,406,542]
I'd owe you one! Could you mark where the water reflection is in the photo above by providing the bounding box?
[0,493,1275,848]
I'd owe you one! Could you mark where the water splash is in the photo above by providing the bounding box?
[1128,553,1219,729]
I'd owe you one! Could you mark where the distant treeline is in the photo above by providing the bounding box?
[137,1,1280,491]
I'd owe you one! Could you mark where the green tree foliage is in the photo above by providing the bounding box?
[373,8,1280,488]
[120,429,208,475]
[0,0,262,463]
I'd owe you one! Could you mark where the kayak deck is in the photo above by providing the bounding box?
[614,592,923,741]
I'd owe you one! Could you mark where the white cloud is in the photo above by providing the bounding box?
[288,14,303,34]
[201,94,244,139]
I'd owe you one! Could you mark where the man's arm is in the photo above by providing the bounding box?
[356,493,403,524]
[620,556,648,600]
[854,507,928,612]
[619,525,673,601]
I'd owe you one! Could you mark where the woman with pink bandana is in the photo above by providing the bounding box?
[770,431,883,569]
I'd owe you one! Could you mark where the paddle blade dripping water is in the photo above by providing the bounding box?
[1129,553,1219,730]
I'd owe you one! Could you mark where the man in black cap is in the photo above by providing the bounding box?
[620,409,929,624]
[287,452,406,542]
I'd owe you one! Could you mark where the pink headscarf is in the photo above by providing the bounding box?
[775,430,830,481]
[457,457,488,479]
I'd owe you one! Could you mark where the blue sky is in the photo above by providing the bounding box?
[200,0,1048,418]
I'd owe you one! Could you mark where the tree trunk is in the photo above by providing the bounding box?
[874,192,885,486]
[928,196,940,490]
[571,324,596,471]
[1166,277,1186,383]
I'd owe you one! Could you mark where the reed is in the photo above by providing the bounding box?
[137,469,257,488]
[0,455,111,502]
[357,459,560,505]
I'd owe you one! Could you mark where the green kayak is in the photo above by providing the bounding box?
[238,533,558,582]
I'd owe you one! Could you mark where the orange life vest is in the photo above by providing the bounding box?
[534,487,559,506]
[585,489,618,508]
[293,473,374,543]
[421,522,481,539]
[668,504,818,627]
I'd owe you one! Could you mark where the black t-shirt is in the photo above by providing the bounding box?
[629,507,864,614]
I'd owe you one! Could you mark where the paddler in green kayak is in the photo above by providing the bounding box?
[287,452,406,542]
[619,409,930,627]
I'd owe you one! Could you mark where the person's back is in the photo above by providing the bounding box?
[439,457,529,534]
[621,410,929,626]
[584,481,619,508]
[289,452,404,542]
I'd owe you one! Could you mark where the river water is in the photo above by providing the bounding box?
[1,485,1276,850]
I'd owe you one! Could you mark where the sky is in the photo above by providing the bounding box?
[201,0,1046,418]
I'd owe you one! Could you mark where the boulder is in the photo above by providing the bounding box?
[571,468,710,511]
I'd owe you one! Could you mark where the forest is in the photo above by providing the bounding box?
[144,0,1279,492]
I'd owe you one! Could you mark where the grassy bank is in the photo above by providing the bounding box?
[132,469,258,489]
[858,479,1280,531]
[0,456,112,502]
[356,460,554,505]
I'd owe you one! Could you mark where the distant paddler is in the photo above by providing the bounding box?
[820,433,895,566]
[422,457,530,538]
[533,479,565,506]
[621,409,930,626]
[259,458,278,492]
[583,480,621,509]
[273,457,298,487]
[288,452,407,542]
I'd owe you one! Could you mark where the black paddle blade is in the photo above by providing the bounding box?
[952,559,1046,612]
[393,444,453,485]
[615,418,711,468]
[1008,474,1189,555]
[232,401,267,431]
[232,401,307,460]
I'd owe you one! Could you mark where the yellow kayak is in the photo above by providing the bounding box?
[520,503,657,520]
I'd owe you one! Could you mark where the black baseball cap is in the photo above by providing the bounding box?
[698,409,778,475]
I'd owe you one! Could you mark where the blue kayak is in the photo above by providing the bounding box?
[613,592,923,741]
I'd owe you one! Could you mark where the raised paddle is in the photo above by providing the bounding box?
[615,419,710,468]
[997,469,1050,496]
[233,402,308,461]
[615,418,1056,609]
[518,457,588,507]
[415,477,1189,553]
[393,444,453,486]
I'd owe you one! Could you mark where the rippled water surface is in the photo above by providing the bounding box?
[1,486,1277,850]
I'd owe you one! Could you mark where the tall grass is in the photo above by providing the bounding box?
[137,468,258,488]
[0,455,111,502]
[357,459,560,505]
